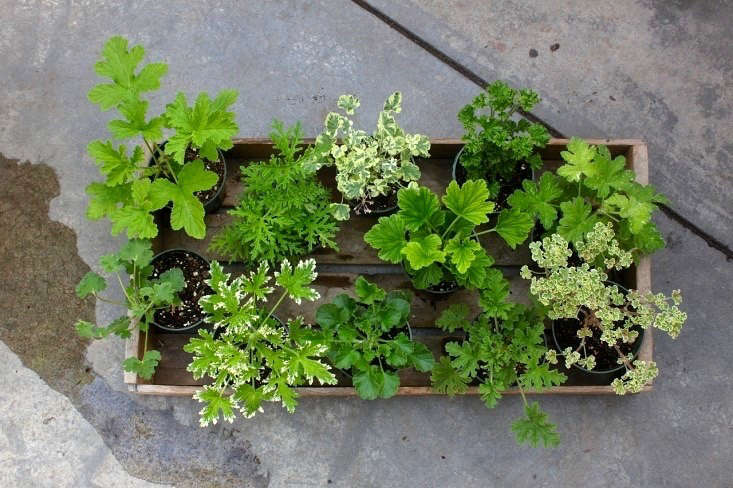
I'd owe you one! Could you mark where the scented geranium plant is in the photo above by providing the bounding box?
[507,137,668,258]
[209,120,339,266]
[184,259,336,426]
[457,81,550,197]
[315,277,434,399]
[86,36,238,239]
[431,268,565,448]
[74,240,184,379]
[521,222,687,394]
[364,180,534,290]
[307,92,430,220]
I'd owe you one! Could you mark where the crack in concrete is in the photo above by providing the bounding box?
[351,0,733,261]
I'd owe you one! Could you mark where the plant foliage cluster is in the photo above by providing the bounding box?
[210,121,339,266]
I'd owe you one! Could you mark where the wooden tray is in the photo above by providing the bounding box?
[125,139,653,396]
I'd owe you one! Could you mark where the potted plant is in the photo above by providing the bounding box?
[520,222,687,393]
[73,240,190,379]
[209,120,339,266]
[85,36,238,240]
[455,81,550,207]
[431,268,565,448]
[306,92,430,220]
[507,137,668,259]
[315,277,434,399]
[364,179,533,293]
[184,259,336,426]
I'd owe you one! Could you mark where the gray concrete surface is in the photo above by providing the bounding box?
[0,0,731,487]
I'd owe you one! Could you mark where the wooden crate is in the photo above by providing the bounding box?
[125,138,653,396]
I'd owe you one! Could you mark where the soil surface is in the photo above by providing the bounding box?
[455,159,532,211]
[154,144,226,205]
[150,250,212,330]
[553,308,641,371]
[426,280,459,294]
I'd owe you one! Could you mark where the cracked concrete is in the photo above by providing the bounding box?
[0,0,731,486]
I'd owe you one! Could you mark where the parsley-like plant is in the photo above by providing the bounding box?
[364,179,534,290]
[184,259,336,426]
[209,120,339,265]
[86,36,238,239]
[74,240,185,379]
[520,223,687,394]
[507,137,668,258]
[307,92,430,220]
[457,81,550,197]
[431,268,565,448]
[315,277,435,399]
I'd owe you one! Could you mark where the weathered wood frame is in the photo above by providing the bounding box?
[125,138,652,396]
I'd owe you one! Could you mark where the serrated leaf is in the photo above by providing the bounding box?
[585,151,633,198]
[436,303,471,333]
[76,271,106,298]
[122,349,161,380]
[511,402,560,448]
[194,386,235,426]
[354,276,386,304]
[397,185,443,231]
[316,303,349,329]
[442,180,494,225]
[275,259,319,304]
[87,140,143,186]
[506,172,564,229]
[410,263,444,289]
[408,342,435,372]
[431,356,470,395]
[337,94,360,115]
[353,366,400,400]
[401,234,445,270]
[445,237,481,274]
[557,197,598,244]
[520,363,566,391]
[558,137,596,182]
[378,297,410,328]
[85,182,131,220]
[603,193,654,234]
[232,384,265,418]
[456,249,494,289]
[108,99,165,140]
[478,268,513,319]
[158,268,186,293]
[330,203,350,221]
[446,341,480,377]
[117,239,154,265]
[382,91,402,112]
[364,214,407,263]
[495,208,534,249]
[478,381,503,409]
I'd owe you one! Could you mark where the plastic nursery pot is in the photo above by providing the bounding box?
[149,248,212,334]
[400,263,459,297]
[148,141,228,214]
[348,189,399,217]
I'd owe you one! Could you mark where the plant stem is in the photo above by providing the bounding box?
[440,216,460,240]
[473,227,497,237]
[262,290,287,326]
[92,294,126,307]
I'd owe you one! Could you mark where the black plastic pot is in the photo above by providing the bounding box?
[150,248,211,334]
[451,145,534,196]
[148,141,228,215]
[348,189,399,217]
[400,263,460,297]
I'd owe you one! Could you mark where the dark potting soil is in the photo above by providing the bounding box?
[427,280,459,294]
[150,251,212,330]
[455,160,532,211]
[351,190,398,215]
[553,308,640,371]
[153,145,225,205]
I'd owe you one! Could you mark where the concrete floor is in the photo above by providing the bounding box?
[0,1,731,487]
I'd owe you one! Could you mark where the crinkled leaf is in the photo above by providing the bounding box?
[558,137,596,182]
[364,214,407,263]
[401,234,445,270]
[87,140,143,185]
[408,343,435,372]
[76,271,106,298]
[353,366,400,400]
[194,386,235,426]
[85,182,131,220]
[410,263,444,290]
[354,276,386,305]
[330,203,350,221]
[397,185,443,231]
[122,349,161,380]
[557,197,598,244]
[511,402,560,448]
[506,172,564,229]
[431,356,470,395]
[436,303,471,333]
[495,208,534,249]
[442,180,494,225]
[275,259,319,304]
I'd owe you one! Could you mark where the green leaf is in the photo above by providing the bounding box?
[408,343,435,372]
[353,366,400,400]
[478,268,513,319]
[478,381,503,409]
[194,386,235,426]
[495,208,534,249]
[397,185,443,231]
[122,349,161,380]
[117,239,154,265]
[108,99,164,140]
[285,345,336,385]
[99,254,123,273]
[337,94,360,115]
[109,179,169,239]
[354,276,386,304]
[382,91,402,112]
[436,304,471,333]
[85,182,131,220]
[444,237,481,274]
[378,297,410,328]
[431,356,470,395]
[87,140,143,186]
[506,172,564,229]
[603,194,654,234]
[333,348,361,369]
[442,180,494,225]
[275,259,319,304]
[456,249,494,289]
[585,150,633,198]
[511,402,560,448]
[232,384,265,418]
[316,303,349,328]
[410,263,444,289]
[364,215,407,263]
[158,268,186,293]
[558,137,596,182]
[521,363,567,392]
[330,203,350,221]
[401,234,445,270]
[76,271,106,298]
[446,341,480,377]
[78,316,132,340]
[557,197,599,244]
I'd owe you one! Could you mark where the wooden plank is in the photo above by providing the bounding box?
[125,139,655,397]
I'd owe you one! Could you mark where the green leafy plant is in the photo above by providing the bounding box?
[86,36,238,239]
[507,137,668,258]
[184,259,336,426]
[315,277,434,399]
[209,120,339,265]
[520,222,687,394]
[73,240,185,379]
[364,179,533,290]
[431,268,565,448]
[457,81,550,196]
[306,92,430,220]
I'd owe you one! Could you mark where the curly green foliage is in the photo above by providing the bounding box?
[85,36,238,239]
[315,277,434,400]
[521,223,687,394]
[457,81,550,192]
[364,180,532,289]
[507,137,668,259]
[210,121,339,266]
[307,92,430,220]
[73,240,185,379]
[185,259,335,426]
[431,269,564,447]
